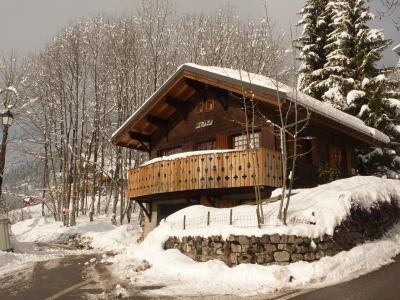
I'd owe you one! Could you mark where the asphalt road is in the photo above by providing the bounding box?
[2,252,400,300]
[0,254,122,300]
[291,255,400,300]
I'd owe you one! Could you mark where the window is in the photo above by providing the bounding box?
[159,146,182,157]
[194,140,216,151]
[195,99,215,113]
[233,132,261,150]
[205,99,214,111]
[195,102,203,113]
[327,145,348,176]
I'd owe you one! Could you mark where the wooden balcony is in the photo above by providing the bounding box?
[128,148,283,199]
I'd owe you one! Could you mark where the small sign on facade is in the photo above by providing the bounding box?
[195,120,213,129]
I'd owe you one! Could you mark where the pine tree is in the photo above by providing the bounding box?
[325,0,399,176]
[318,1,389,110]
[297,0,400,176]
[296,0,330,100]
[319,0,357,109]
[347,1,391,118]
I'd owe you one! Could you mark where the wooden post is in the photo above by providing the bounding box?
[256,208,261,229]
[229,209,233,225]
[183,215,186,230]
[207,211,210,226]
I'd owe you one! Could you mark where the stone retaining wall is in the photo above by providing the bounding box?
[164,201,400,266]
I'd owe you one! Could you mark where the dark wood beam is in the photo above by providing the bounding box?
[186,79,229,110]
[165,96,189,120]
[165,96,185,109]
[209,86,229,111]
[129,131,151,151]
[138,201,151,221]
[147,115,169,138]
[185,79,206,99]
[128,131,151,152]
[147,115,168,128]
[129,131,151,144]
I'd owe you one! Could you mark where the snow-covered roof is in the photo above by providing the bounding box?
[112,63,390,145]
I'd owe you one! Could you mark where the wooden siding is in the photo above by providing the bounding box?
[128,148,282,199]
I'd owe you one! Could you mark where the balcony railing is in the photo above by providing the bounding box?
[128,148,283,199]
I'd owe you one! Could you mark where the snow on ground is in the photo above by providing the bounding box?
[158,176,400,239]
[12,213,140,252]
[107,176,400,297]
[7,204,51,224]
[112,223,400,297]
[0,239,56,276]
[2,176,400,297]
[0,208,141,277]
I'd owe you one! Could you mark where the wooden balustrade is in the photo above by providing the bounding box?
[128,148,283,199]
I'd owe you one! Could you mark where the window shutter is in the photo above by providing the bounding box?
[311,139,319,167]
[261,125,275,150]
[216,134,229,149]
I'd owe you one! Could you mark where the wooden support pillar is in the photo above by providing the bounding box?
[138,201,151,221]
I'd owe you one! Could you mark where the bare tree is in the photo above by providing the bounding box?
[9,3,294,226]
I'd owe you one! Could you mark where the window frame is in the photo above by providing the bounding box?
[159,146,182,157]
[195,99,215,114]
[193,140,216,151]
[232,132,261,150]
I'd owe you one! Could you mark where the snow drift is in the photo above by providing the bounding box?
[108,176,400,297]
[156,176,400,239]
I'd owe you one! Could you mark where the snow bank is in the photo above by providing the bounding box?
[7,204,52,224]
[113,224,400,297]
[0,247,53,274]
[12,213,140,252]
[153,176,400,239]
[107,176,400,297]
[1,212,141,277]
[0,234,71,276]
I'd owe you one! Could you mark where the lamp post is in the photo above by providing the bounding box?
[0,88,17,215]
[0,110,13,204]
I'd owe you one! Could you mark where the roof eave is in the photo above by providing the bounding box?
[111,64,189,145]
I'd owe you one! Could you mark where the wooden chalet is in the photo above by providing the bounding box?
[112,63,389,236]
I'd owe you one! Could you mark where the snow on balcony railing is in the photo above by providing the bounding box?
[140,149,237,167]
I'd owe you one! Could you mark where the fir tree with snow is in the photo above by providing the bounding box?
[297,0,400,177]
[296,0,329,100]
[319,0,357,109]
